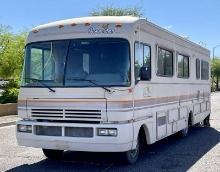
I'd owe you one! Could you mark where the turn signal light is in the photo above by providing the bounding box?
[85,22,91,26]
[58,25,64,28]
[115,23,122,28]
[71,23,77,26]
[32,29,39,33]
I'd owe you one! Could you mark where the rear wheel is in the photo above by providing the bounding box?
[204,114,211,127]
[179,126,189,137]
[178,119,189,137]
[188,112,193,127]
[199,121,204,127]
[42,149,64,160]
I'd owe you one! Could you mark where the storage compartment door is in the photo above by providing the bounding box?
[157,111,167,140]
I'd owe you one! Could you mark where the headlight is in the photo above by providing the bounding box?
[17,124,32,133]
[97,128,117,136]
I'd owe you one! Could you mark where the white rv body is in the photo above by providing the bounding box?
[16,16,210,153]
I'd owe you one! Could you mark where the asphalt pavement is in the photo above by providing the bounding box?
[0,93,220,172]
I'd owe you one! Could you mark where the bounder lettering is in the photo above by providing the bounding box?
[88,27,115,34]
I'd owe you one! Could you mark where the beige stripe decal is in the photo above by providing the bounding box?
[18,92,210,109]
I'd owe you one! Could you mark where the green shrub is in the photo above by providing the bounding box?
[0,79,19,89]
[0,87,19,104]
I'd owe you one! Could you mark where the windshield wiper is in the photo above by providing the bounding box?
[25,78,56,93]
[68,78,112,92]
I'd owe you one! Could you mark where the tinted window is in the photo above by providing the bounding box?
[23,41,68,86]
[30,48,43,79]
[177,54,189,78]
[134,42,151,81]
[157,47,173,76]
[65,39,130,86]
[22,38,131,87]
[201,60,209,80]
[134,43,143,81]
[196,59,200,79]
[144,45,151,68]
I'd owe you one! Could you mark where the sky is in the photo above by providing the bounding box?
[1,0,220,56]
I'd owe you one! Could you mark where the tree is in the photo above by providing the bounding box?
[0,25,27,80]
[211,58,220,91]
[90,6,143,17]
[0,25,27,103]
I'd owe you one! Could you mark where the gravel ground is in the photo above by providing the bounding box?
[0,93,220,172]
[0,116,19,127]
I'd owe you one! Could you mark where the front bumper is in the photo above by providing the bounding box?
[16,120,134,152]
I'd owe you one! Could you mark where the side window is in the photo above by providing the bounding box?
[134,42,151,81]
[30,48,43,79]
[30,46,56,81]
[144,45,151,69]
[135,43,143,81]
[196,59,200,79]
[157,47,173,76]
[201,60,209,80]
[177,54,189,78]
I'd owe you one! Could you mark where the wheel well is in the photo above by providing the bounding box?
[139,125,150,146]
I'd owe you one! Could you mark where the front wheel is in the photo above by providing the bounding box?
[42,149,64,160]
[123,148,140,164]
[121,136,140,164]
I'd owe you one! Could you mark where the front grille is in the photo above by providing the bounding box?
[31,108,102,122]
[35,126,62,136]
[65,109,101,119]
[35,125,94,138]
[32,109,63,118]
[65,127,93,137]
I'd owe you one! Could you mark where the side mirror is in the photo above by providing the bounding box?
[140,66,150,81]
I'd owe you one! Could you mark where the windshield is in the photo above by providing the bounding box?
[21,38,131,87]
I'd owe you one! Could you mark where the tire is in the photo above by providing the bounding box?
[188,113,192,127]
[198,121,205,127]
[179,126,189,137]
[42,149,64,160]
[178,120,189,137]
[204,114,211,127]
[121,135,140,164]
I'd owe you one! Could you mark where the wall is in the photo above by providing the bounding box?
[0,103,17,116]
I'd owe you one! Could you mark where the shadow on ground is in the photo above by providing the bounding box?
[7,126,220,172]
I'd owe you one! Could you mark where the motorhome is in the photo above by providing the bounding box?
[16,16,211,164]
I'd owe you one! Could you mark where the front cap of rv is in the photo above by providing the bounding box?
[18,17,139,120]
[27,16,139,44]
